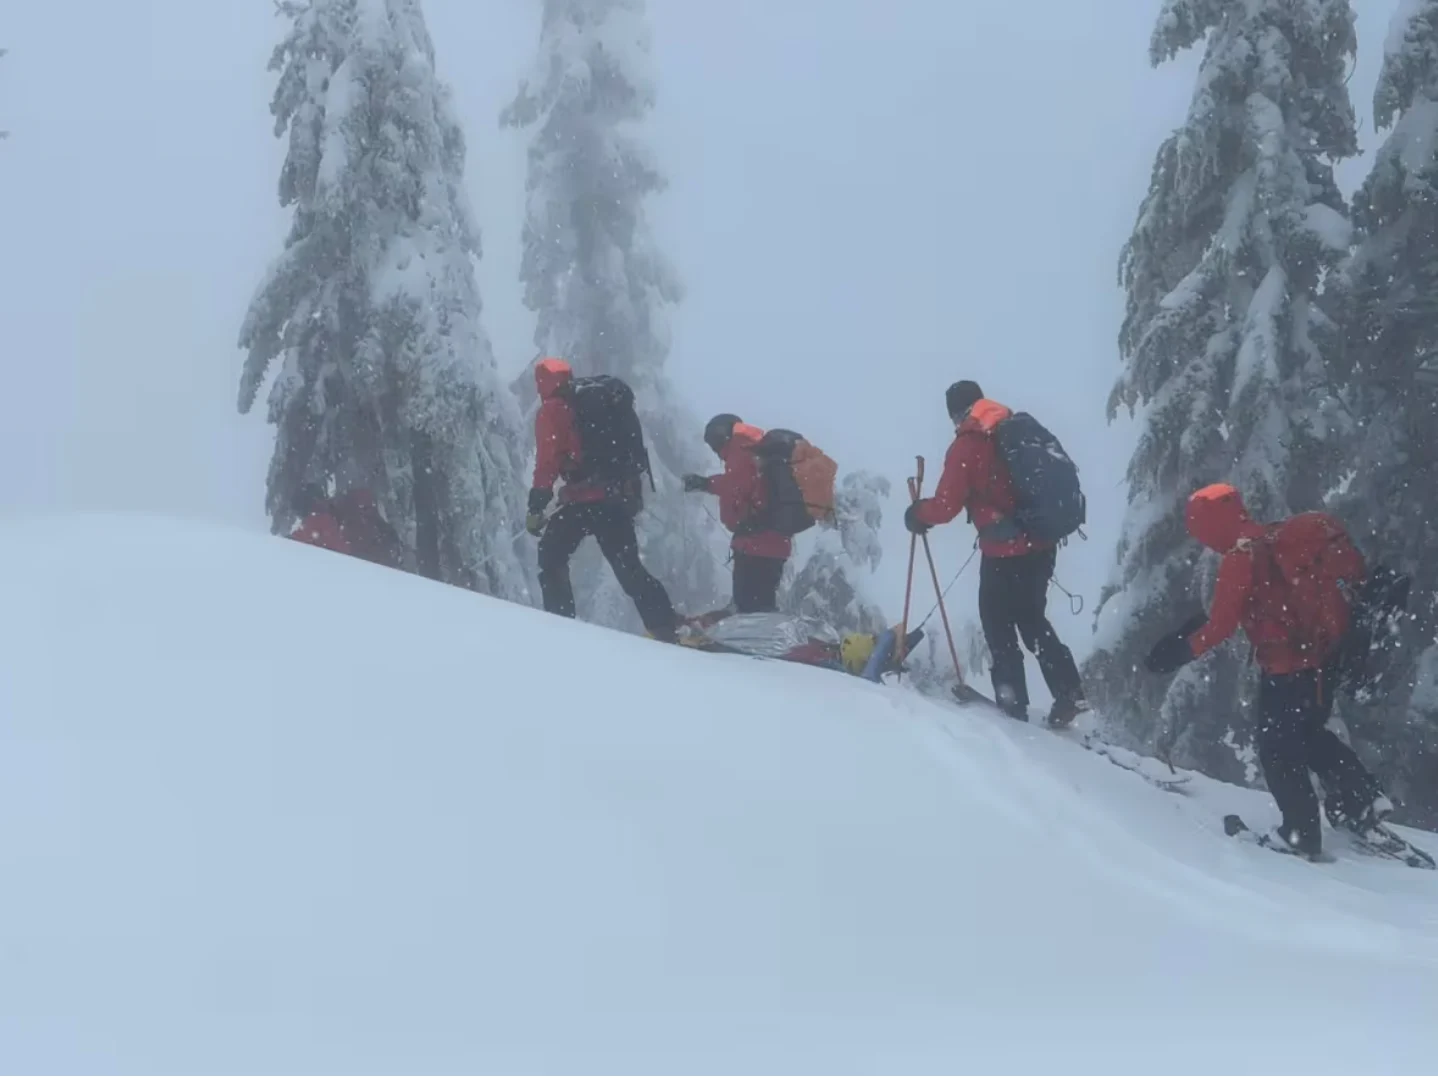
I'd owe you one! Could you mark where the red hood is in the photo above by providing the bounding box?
[1186,483,1262,552]
[535,357,572,399]
[957,398,1012,434]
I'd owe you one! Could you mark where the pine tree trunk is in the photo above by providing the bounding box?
[412,431,441,582]
[270,410,323,534]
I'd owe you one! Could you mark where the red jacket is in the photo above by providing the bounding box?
[707,423,792,560]
[290,489,404,569]
[914,399,1051,558]
[1183,483,1363,675]
[532,357,608,505]
[293,510,352,555]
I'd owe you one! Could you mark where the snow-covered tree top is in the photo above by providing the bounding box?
[244,0,492,430]
[1152,0,1357,159]
[1377,0,1438,126]
[503,0,655,130]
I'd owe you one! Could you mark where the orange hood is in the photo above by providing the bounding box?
[1185,483,1262,552]
[957,398,1012,434]
[727,422,764,451]
[534,357,572,399]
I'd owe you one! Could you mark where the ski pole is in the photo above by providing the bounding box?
[912,541,979,633]
[914,492,967,690]
[470,523,536,573]
[895,455,925,679]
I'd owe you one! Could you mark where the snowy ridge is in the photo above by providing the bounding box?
[0,515,1434,1072]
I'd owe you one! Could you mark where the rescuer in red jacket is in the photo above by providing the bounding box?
[904,380,1086,726]
[1144,483,1392,858]
[682,414,792,613]
[527,357,678,640]
[290,484,404,570]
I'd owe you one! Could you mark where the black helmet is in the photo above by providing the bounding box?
[946,380,984,420]
[704,413,742,454]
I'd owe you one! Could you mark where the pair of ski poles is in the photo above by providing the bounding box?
[896,455,969,691]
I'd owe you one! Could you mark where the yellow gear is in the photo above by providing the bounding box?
[840,632,878,674]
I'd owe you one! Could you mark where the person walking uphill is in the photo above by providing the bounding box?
[1144,484,1393,859]
[682,414,792,613]
[526,357,679,641]
[904,380,1088,726]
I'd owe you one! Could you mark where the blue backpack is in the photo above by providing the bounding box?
[988,412,1086,544]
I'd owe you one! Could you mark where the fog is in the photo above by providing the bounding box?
[0,1,1396,651]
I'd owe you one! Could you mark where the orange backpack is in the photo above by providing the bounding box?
[1253,512,1366,662]
[790,439,838,525]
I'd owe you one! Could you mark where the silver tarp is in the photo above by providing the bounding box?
[701,612,837,657]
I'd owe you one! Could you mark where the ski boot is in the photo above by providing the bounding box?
[1342,794,1395,839]
[1046,695,1091,729]
[1269,822,1326,861]
[1325,793,1395,838]
[994,684,1028,722]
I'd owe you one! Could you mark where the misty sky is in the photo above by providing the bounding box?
[0,1,1398,652]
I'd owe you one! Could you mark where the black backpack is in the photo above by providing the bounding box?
[1335,564,1412,701]
[988,412,1086,544]
[751,430,812,536]
[559,374,652,492]
[746,429,838,537]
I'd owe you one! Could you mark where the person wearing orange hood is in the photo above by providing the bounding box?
[527,357,678,641]
[1144,483,1392,859]
[905,380,1087,727]
[682,413,793,613]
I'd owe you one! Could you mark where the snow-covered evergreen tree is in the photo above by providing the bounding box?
[1327,0,1438,827]
[1086,0,1358,781]
[239,0,533,600]
[502,0,725,627]
[781,472,890,635]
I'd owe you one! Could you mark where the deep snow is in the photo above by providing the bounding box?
[0,515,1434,1072]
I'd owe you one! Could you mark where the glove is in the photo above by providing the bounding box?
[525,512,546,538]
[527,487,553,515]
[903,501,931,536]
[1143,614,1207,674]
[682,474,711,494]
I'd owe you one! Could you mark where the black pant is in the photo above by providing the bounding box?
[978,548,1083,709]
[732,552,785,613]
[537,501,677,636]
[1256,668,1382,851]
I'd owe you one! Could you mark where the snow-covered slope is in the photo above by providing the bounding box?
[1,515,1434,1072]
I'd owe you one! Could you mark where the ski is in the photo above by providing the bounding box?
[947,683,1194,796]
[1224,813,1434,869]
[1076,733,1192,795]
[1223,814,1332,861]
[949,681,1043,724]
[1334,823,1436,870]
[951,681,1004,712]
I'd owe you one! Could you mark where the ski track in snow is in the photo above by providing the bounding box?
[0,514,1435,1072]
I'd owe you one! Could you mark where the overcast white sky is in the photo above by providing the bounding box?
[0,1,1397,649]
